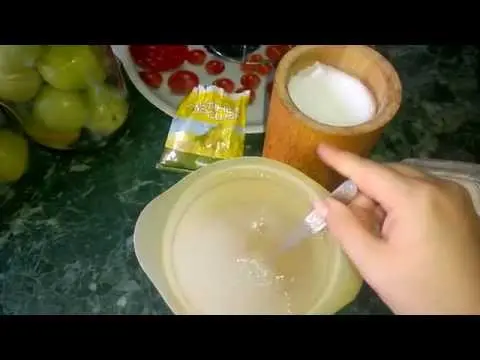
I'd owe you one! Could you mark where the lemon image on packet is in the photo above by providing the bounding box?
[158,85,250,172]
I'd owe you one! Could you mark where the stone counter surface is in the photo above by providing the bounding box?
[1,45,480,315]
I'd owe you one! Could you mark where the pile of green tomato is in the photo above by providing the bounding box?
[0,45,129,150]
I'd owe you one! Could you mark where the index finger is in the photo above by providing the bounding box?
[317,144,411,211]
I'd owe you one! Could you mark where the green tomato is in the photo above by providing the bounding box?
[0,129,28,183]
[0,45,44,72]
[33,85,88,132]
[38,46,106,90]
[86,84,129,136]
[0,67,42,102]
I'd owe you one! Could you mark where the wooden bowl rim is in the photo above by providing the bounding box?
[274,45,402,136]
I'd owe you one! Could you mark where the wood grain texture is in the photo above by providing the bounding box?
[263,45,402,191]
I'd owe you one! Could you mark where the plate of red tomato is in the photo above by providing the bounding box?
[110,45,293,134]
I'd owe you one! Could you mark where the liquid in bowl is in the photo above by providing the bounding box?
[134,157,362,315]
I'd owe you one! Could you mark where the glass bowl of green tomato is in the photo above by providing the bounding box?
[0,45,129,151]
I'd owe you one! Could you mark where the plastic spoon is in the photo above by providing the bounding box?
[278,180,358,252]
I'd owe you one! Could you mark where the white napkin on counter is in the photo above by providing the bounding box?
[401,158,480,216]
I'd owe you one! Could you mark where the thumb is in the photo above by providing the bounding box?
[316,197,382,269]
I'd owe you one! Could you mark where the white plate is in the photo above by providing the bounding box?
[111,45,272,134]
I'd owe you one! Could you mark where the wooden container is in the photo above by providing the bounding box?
[263,45,402,190]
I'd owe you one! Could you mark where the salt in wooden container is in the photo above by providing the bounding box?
[263,45,402,190]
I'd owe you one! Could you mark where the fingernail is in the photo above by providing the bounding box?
[313,200,328,218]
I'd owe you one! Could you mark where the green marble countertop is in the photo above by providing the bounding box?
[1,45,480,315]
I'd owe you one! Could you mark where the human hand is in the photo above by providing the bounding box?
[315,144,480,315]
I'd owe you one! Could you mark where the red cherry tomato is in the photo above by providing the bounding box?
[240,73,261,90]
[240,62,256,73]
[213,78,235,93]
[144,57,163,71]
[205,60,225,75]
[240,53,274,75]
[240,53,263,73]
[129,45,149,68]
[139,71,163,88]
[152,45,187,72]
[266,45,290,65]
[163,45,188,70]
[148,45,188,58]
[168,70,199,95]
[256,63,273,76]
[135,58,147,69]
[130,45,156,70]
[169,45,189,59]
[187,49,207,65]
[249,54,264,62]
[236,87,256,105]
[130,45,187,72]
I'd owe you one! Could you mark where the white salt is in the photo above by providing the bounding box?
[287,62,376,127]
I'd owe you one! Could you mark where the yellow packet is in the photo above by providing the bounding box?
[157,85,249,172]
